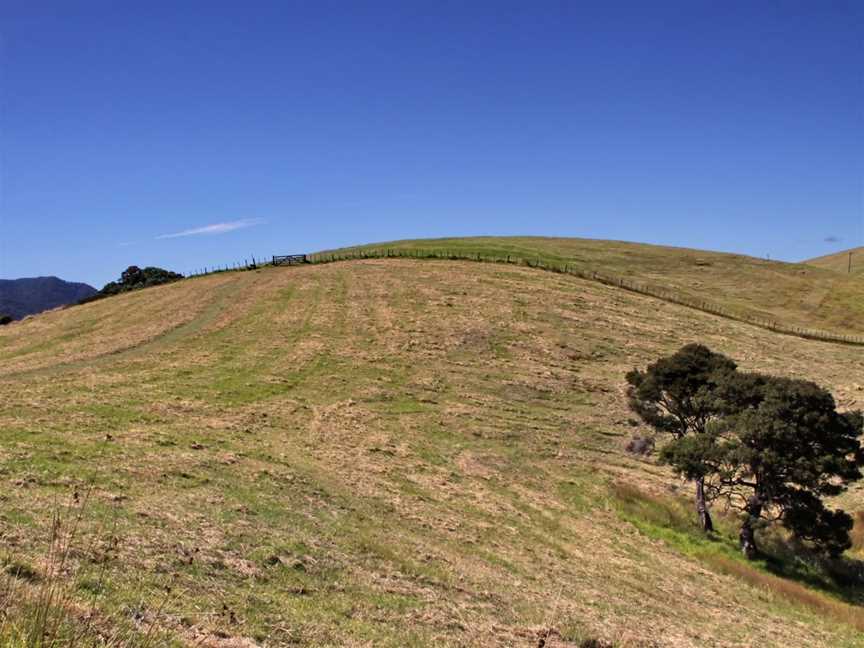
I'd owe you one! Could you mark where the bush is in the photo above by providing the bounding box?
[97,266,183,298]
[625,434,654,455]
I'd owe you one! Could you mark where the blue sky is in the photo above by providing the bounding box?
[1,1,862,287]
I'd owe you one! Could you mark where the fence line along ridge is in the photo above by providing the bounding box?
[303,247,864,347]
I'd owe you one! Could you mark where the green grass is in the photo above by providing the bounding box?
[1,251,863,646]
[610,482,864,630]
[315,236,864,337]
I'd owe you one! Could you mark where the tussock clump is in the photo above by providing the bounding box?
[0,493,168,647]
[579,639,614,648]
[624,434,654,456]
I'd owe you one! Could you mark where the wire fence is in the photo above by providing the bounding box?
[185,254,270,278]
[302,247,864,347]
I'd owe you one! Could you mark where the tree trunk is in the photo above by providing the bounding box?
[695,477,713,532]
[739,517,757,559]
[739,496,762,560]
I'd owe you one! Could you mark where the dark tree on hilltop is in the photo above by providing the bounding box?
[98,265,183,297]
[0,314,12,325]
[626,344,737,532]
[663,374,863,559]
[121,265,145,286]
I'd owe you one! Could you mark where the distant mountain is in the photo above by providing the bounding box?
[0,276,97,320]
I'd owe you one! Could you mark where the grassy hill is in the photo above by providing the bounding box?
[320,237,864,337]
[805,247,864,277]
[1,246,863,646]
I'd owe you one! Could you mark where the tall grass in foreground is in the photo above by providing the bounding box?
[0,492,166,647]
[703,554,864,631]
[611,483,864,632]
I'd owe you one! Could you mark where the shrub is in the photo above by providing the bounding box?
[96,266,183,298]
[625,435,654,455]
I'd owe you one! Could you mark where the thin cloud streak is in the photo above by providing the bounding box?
[156,218,266,240]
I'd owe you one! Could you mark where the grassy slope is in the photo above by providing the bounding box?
[805,247,864,277]
[328,236,864,335]
[0,257,863,646]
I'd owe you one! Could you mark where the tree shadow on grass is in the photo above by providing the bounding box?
[758,535,864,607]
[610,482,864,612]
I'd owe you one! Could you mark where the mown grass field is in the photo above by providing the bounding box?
[326,237,864,335]
[1,249,863,646]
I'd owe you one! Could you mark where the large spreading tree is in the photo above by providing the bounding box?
[664,374,863,558]
[626,344,737,531]
[632,345,864,559]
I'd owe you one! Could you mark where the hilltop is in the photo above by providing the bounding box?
[0,240,863,647]
[0,276,96,320]
[323,237,864,336]
[805,246,864,277]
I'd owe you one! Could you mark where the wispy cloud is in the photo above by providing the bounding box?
[824,235,842,244]
[156,218,265,240]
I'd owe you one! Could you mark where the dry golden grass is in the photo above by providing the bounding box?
[805,246,864,276]
[612,481,864,635]
[0,492,170,646]
[0,258,862,646]
[335,236,864,335]
[703,555,864,632]
[0,272,241,373]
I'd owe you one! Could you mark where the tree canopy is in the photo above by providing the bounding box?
[99,266,183,296]
[75,266,184,305]
[697,375,860,557]
[626,343,738,531]
[628,345,863,558]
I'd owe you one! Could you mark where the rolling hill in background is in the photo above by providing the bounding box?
[0,276,97,320]
[1,238,863,646]
[327,237,864,336]
[805,246,864,276]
